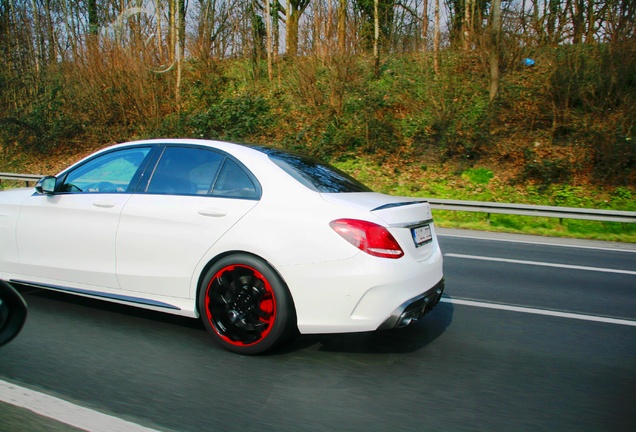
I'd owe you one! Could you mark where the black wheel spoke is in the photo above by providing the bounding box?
[200,255,290,354]
[206,264,277,346]
[257,308,272,320]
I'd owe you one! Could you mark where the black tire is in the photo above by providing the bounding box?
[198,254,294,354]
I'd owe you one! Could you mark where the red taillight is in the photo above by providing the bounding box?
[330,219,404,259]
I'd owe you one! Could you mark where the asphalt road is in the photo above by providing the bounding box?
[1,229,635,432]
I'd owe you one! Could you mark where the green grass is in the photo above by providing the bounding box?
[333,157,636,243]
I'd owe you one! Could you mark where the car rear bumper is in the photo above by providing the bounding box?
[281,242,444,334]
[376,278,445,330]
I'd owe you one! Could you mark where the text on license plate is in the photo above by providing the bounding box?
[411,224,432,247]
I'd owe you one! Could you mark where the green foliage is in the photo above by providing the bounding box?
[409,54,492,160]
[0,79,84,154]
[188,94,273,141]
[519,149,573,186]
[462,168,494,184]
[551,185,585,207]
[548,43,636,114]
[521,159,572,185]
[315,121,362,159]
[354,0,397,48]
[544,43,636,184]
[612,186,632,201]
[589,129,635,185]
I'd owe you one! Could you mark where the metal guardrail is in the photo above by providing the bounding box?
[1,172,635,223]
[0,173,44,187]
[427,198,636,223]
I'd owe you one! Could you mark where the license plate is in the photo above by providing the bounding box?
[411,224,432,248]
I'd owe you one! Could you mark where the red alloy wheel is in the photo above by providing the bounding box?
[199,254,294,354]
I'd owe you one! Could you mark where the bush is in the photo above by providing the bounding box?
[519,156,572,186]
[589,129,635,185]
[188,94,273,141]
[0,79,84,154]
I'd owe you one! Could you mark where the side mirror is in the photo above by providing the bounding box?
[35,176,57,195]
[0,280,28,347]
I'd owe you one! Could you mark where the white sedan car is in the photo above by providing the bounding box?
[0,139,444,354]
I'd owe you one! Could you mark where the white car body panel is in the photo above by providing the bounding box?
[15,192,131,288]
[116,194,257,298]
[0,188,32,275]
[279,236,443,333]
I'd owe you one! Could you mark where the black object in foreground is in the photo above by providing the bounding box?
[0,280,27,347]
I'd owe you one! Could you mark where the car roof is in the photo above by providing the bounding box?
[110,138,269,158]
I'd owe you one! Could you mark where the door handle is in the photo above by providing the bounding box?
[198,208,227,217]
[93,200,116,208]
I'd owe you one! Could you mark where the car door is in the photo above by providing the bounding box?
[15,146,152,289]
[116,146,261,298]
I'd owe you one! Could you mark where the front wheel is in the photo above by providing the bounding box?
[198,254,294,354]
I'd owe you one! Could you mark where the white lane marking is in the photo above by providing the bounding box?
[445,253,636,275]
[437,232,636,253]
[0,379,160,432]
[441,298,636,327]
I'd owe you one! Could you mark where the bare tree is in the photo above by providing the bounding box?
[265,0,273,79]
[604,0,636,42]
[373,0,379,76]
[338,0,346,52]
[422,0,429,49]
[433,0,440,73]
[489,0,501,102]
[463,0,471,49]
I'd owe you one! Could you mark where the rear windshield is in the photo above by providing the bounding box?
[254,147,372,193]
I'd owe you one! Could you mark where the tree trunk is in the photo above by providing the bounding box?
[373,0,379,77]
[464,0,472,50]
[338,0,346,52]
[433,0,440,74]
[286,4,299,55]
[273,1,280,56]
[179,0,186,60]
[156,0,164,59]
[265,0,273,80]
[169,0,176,64]
[586,0,595,43]
[285,0,309,56]
[489,0,501,102]
[31,0,41,73]
[421,0,429,50]
[44,0,55,62]
[547,0,559,44]
[572,0,585,43]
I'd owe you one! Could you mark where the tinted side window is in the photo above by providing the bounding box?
[63,147,151,193]
[147,147,224,195]
[267,152,371,193]
[211,159,258,199]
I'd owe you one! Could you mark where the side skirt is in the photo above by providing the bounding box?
[10,279,182,311]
